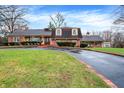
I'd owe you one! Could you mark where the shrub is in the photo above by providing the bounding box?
[57,42,76,47]
[1,37,8,45]
[80,43,88,48]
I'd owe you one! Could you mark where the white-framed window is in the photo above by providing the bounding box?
[56,28,62,36]
[13,37,20,42]
[72,29,78,36]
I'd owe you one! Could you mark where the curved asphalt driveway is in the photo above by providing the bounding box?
[65,49,124,88]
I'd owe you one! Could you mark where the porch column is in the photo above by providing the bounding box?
[75,39,80,47]
[93,41,95,47]
[41,36,45,45]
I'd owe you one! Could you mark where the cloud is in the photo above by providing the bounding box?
[23,8,114,33]
[64,10,114,31]
[24,13,50,28]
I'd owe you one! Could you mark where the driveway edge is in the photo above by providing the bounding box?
[83,49,124,57]
[69,53,118,88]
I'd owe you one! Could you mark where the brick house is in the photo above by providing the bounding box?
[7,27,82,47]
[50,27,82,47]
[7,27,104,47]
[81,35,104,47]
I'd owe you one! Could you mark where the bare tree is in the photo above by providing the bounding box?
[113,5,124,25]
[48,21,55,30]
[112,32,124,48]
[112,5,124,48]
[48,12,65,29]
[0,5,28,35]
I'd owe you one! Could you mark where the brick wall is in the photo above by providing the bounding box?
[8,36,13,43]
[50,40,58,46]
[75,39,81,47]
[20,36,25,42]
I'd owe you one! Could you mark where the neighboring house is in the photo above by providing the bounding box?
[102,31,112,47]
[102,42,111,47]
[51,27,82,47]
[81,35,104,47]
[7,29,51,45]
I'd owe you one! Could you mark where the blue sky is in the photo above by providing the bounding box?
[22,5,118,32]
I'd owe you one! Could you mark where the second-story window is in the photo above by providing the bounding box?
[72,29,78,36]
[56,28,62,36]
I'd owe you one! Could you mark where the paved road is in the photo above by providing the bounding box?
[63,49,124,88]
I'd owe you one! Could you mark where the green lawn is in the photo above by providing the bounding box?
[88,48,124,55]
[0,50,109,88]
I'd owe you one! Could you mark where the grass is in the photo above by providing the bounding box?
[0,49,109,88]
[88,48,124,55]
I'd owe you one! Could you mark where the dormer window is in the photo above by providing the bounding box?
[72,29,78,36]
[56,28,62,36]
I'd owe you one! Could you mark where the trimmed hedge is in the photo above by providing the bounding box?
[9,41,42,46]
[57,42,76,47]
[80,43,88,48]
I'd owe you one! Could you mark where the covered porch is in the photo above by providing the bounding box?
[8,35,51,46]
[23,35,51,45]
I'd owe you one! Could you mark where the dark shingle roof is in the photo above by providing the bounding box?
[51,27,82,39]
[81,35,103,41]
[8,29,51,36]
